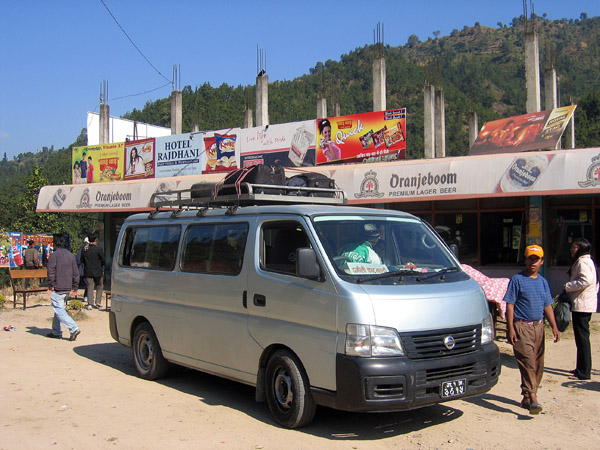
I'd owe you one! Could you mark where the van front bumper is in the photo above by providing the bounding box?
[311,343,500,412]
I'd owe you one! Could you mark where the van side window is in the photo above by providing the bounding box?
[181,223,248,275]
[262,221,309,275]
[121,225,180,270]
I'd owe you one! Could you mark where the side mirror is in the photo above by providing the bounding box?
[296,248,321,280]
[449,243,459,259]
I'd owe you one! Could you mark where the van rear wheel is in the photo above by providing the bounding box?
[132,322,168,380]
[265,350,316,428]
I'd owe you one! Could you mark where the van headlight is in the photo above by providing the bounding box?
[345,324,405,357]
[481,313,494,345]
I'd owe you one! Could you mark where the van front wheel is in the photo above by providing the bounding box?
[265,350,316,428]
[132,322,168,380]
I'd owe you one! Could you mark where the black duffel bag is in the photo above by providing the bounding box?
[553,291,572,332]
[286,172,336,197]
[219,164,285,196]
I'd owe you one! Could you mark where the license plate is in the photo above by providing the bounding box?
[441,379,466,398]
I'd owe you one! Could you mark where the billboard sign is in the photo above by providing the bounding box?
[73,143,125,183]
[124,138,155,180]
[469,105,577,155]
[202,128,241,173]
[316,109,406,165]
[0,232,55,268]
[239,120,316,167]
[154,135,205,178]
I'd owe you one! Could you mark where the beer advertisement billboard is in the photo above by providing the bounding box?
[469,105,577,155]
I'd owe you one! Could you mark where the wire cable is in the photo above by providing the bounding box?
[111,82,172,101]
[99,0,172,85]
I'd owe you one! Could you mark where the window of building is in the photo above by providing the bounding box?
[181,223,248,275]
[480,211,525,265]
[434,213,478,265]
[548,208,592,266]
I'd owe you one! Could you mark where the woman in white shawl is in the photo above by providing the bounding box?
[564,238,598,380]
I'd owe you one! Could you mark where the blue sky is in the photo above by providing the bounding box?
[1,0,598,160]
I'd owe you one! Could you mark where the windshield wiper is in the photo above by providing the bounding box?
[356,269,420,284]
[416,266,460,282]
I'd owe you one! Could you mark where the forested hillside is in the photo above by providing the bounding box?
[1,14,599,243]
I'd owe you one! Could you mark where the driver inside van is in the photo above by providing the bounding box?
[340,223,383,264]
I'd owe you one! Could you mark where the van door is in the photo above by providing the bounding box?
[172,220,261,383]
[246,217,340,391]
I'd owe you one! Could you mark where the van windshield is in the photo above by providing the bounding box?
[312,215,463,284]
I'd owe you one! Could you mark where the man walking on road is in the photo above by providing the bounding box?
[46,234,81,341]
[504,245,560,415]
[82,233,105,309]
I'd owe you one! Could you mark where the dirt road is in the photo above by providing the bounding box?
[1,297,599,449]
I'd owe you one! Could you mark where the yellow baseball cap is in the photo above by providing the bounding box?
[525,245,544,258]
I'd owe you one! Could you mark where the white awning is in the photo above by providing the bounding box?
[37,147,600,213]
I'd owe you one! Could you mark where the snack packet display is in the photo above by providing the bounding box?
[215,134,237,169]
[359,130,374,149]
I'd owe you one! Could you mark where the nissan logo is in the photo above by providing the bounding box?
[443,336,456,350]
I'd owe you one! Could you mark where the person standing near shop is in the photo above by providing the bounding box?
[504,245,560,415]
[46,234,81,341]
[564,238,598,381]
[82,234,105,309]
[76,237,89,302]
[23,239,40,269]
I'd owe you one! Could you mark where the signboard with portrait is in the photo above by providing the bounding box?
[124,138,155,180]
[316,109,407,165]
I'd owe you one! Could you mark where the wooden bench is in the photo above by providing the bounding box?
[9,268,48,310]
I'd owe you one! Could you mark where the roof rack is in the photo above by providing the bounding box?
[149,182,347,210]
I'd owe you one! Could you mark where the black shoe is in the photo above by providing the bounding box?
[46,332,62,339]
[69,329,81,341]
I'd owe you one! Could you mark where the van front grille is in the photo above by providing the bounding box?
[421,363,477,383]
[400,326,480,360]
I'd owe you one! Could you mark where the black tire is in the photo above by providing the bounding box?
[132,322,168,380]
[265,350,316,428]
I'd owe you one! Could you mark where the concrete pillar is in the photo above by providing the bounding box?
[468,111,479,148]
[191,124,200,133]
[333,102,341,117]
[243,107,253,128]
[99,103,109,144]
[434,87,446,158]
[317,98,327,119]
[544,68,557,110]
[373,57,386,112]
[525,31,541,113]
[256,74,269,127]
[565,110,576,149]
[171,90,182,135]
[423,84,435,159]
